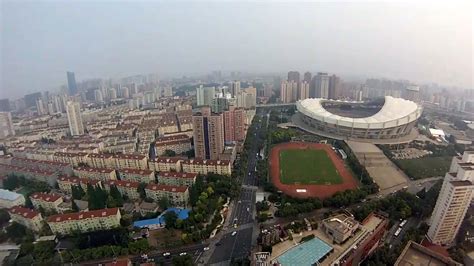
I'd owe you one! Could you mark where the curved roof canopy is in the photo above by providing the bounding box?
[297,96,423,129]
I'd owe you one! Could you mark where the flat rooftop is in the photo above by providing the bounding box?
[395,241,461,266]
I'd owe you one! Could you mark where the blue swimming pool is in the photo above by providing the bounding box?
[277,237,333,266]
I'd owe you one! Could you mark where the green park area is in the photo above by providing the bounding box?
[395,156,452,179]
[279,149,342,185]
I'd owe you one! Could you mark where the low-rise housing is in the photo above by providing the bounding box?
[118,168,154,183]
[138,201,159,216]
[74,166,117,181]
[148,157,183,172]
[8,206,44,232]
[47,207,121,235]
[53,152,88,167]
[145,184,189,207]
[181,159,232,175]
[103,180,141,200]
[157,171,197,187]
[30,192,63,212]
[57,176,102,194]
[155,134,192,156]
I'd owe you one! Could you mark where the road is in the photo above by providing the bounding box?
[207,110,267,265]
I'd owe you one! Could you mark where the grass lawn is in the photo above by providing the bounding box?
[395,156,452,180]
[279,149,342,185]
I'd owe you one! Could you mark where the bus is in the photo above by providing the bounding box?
[394,228,402,237]
[399,220,407,227]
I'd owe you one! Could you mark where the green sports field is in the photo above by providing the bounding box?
[279,149,343,185]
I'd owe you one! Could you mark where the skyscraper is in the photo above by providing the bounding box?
[0,112,15,139]
[328,74,341,100]
[299,81,310,100]
[312,72,330,99]
[427,151,474,245]
[67,72,78,95]
[192,107,225,160]
[223,106,246,143]
[196,86,216,106]
[280,81,298,103]
[230,81,241,98]
[66,101,84,136]
[0,99,11,112]
[287,71,300,84]
[303,72,312,83]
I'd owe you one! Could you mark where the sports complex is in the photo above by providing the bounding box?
[269,142,357,198]
[294,96,423,143]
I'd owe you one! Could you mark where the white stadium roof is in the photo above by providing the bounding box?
[297,96,423,129]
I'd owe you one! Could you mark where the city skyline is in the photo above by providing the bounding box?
[1,1,472,99]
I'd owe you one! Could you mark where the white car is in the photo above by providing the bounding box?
[163,252,171,256]
[203,247,210,251]
[231,231,237,236]
[179,252,187,256]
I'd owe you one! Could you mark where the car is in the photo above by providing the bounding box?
[246,207,250,212]
[203,247,210,251]
[163,252,171,256]
[233,224,238,228]
[231,231,237,236]
[179,252,187,256]
[215,242,222,246]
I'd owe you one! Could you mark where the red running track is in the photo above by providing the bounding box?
[269,142,358,199]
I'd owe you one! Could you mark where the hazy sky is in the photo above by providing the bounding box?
[1,1,472,99]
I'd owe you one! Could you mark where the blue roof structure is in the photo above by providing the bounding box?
[133,208,190,228]
[277,237,333,266]
[0,189,23,201]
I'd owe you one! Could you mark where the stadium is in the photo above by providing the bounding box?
[294,96,423,143]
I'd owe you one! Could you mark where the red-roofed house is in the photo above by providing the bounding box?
[148,157,183,172]
[47,208,121,235]
[57,176,102,194]
[157,171,197,187]
[145,184,189,207]
[74,166,117,181]
[30,192,63,212]
[118,168,155,183]
[181,159,232,175]
[154,134,191,156]
[103,180,140,200]
[8,206,44,232]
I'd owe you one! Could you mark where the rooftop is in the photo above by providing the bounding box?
[159,171,197,179]
[47,207,120,223]
[0,189,23,201]
[395,241,461,266]
[120,168,153,175]
[104,179,140,189]
[8,206,40,219]
[182,159,231,166]
[145,183,188,193]
[30,192,62,202]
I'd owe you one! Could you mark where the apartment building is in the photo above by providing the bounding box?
[157,171,197,187]
[8,206,44,232]
[111,154,148,170]
[10,157,73,176]
[74,166,117,181]
[155,134,192,156]
[53,152,88,167]
[177,116,193,132]
[157,117,179,135]
[30,192,63,212]
[145,184,189,207]
[47,208,121,235]
[181,159,232,176]
[148,157,183,172]
[0,164,58,186]
[57,176,102,194]
[427,151,474,245]
[0,189,25,208]
[192,107,225,160]
[86,153,112,169]
[103,180,140,200]
[118,168,155,183]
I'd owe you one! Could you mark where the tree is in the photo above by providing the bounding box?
[0,209,10,226]
[137,182,147,199]
[71,200,80,212]
[72,185,85,200]
[109,185,124,207]
[163,149,176,157]
[158,196,170,210]
[163,211,178,229]
[172,254,194,266]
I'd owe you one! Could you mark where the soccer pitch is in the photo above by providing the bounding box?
[279,149,343,185]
